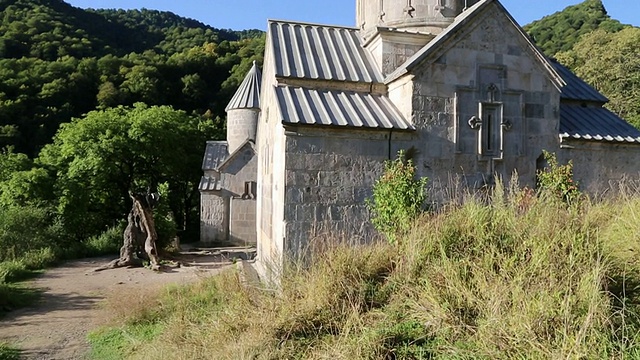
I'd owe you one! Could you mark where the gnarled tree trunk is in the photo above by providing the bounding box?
[95,192,160,271]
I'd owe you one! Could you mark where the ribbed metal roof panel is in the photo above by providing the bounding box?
[560,105,640,143]
[226,61,262,111]
[552,60,609,103]
[269,20,384,83]
[275,86,413,130]
[199,176,222,192]
[202,141,229,170]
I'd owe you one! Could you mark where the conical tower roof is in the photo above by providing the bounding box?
[225,61,262,111]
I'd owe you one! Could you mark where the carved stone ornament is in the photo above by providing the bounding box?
[404,0,415,17]
[487,83,498,103]
[468,115,481,129]
[501,119,513,131]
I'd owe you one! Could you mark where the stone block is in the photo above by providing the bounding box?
[525,104,545,119]
[286,187,304,204]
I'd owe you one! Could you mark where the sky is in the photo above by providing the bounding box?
[65,1,640,31]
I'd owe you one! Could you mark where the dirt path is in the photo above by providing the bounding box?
[0,255,232,360]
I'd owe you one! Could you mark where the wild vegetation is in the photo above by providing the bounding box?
[525,0,640,128]
[0,0,640,356]
[0,0,264,157]
[89,176,640,358]
[367,151,428,244]
[556,27,640,128]
[0,0,264,286]
[524,0,626,56]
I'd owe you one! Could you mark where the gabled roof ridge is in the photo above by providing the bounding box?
[385,0,564,88]
[217,140,256,172]
[267,19,359,30]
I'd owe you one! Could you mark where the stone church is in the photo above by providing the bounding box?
[201,0,640,279]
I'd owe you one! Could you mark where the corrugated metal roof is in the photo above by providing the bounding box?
[202,141,229,171]
[199,176,222,192]
[269,20,384,83]
[275,86,413,130]
[560,105,640,143]
[551,60,609,103]
[226,61,262,111]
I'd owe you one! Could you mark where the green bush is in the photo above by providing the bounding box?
[0,205,66,262]
[83,224,125,258]
[0,342,20,360]
[0,248,56,284]
[367,151,428,244]
[537,150,581,203]
[90,187,640,359]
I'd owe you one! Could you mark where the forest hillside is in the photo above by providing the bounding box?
[0,0,264,156]
[526,0,640,128]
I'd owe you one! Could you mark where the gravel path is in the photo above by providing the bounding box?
[0,256,229,360]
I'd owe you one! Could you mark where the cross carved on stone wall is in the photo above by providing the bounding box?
[487,83,499,103]
[404,0,415,17]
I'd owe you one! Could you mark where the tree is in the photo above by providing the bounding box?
[38,104,218,241]
[524,0,625,56]
[556,28,640,128]
[95,191,160,271]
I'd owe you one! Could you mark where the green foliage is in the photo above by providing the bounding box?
[88,324,163,360]
[536,150,580,203]
[524,0,626,56]
[153,182,178,249]
[367,151,428,244]
[0,205,65,262]
[0,343,21,360]
[0,282,42,317]
[0,248,56,283]
[556,27,640,128]
[82,224,125,258]
[90,190,640,359]
[0,0,264,156]
[37,104,216,240]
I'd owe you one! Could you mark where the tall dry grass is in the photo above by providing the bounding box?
[90,184,640,359]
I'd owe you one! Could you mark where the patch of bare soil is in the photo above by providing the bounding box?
[0,248,250,360]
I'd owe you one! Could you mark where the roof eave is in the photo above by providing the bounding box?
[281,121,416,132]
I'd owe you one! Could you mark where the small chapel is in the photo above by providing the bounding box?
[201,0,640,280]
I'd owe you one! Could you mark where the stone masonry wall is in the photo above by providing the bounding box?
[255,32,287,281]
[388,2,561,198]
[230,198,257,245]
[219,147,258,246]
[227,109,259,155]
[200,193,227,242]
[559,141,640,194]
[283,127,394,261]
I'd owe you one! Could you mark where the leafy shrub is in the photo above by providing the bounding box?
[537,150,580,203]
[0,261,30,284]
[83,224,125,257]
[0,342,20,360]
[19,248,57,270]
[0,206,66,262]
[367,151,428,244]
[90,187,640,359]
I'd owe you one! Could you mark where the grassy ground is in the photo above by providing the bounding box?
[90,187,640,359]
[0,343,20,360]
